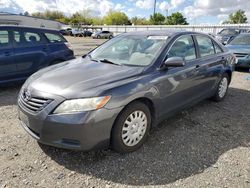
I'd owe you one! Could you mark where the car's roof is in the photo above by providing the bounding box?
[0,25,58,32]
[122,30,206,37]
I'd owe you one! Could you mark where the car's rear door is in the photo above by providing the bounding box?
[13,28,49,78]
[193,34,225,97]
[0,28,16,82]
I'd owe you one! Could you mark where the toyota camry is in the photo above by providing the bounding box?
[18,31,236,153]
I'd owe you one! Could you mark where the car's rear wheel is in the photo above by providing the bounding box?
[97,35,101,39]
[212,73,229,102]
[111,102,151,153]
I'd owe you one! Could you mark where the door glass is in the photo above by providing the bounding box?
[168,35,196,61]
[0,30,9,48]
[196,35,215,57]
[24,32,42,45]
[44,33,66,43]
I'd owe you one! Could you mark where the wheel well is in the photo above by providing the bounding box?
[116,97,156,125]
[224,70,232,83]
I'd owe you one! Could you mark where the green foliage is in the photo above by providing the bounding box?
[165,12,188,25]
[103,11,131,25]
[149,13,165,25]
[131,17,150,25]
[223,9,247,24]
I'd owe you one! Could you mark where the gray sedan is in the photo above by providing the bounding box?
[18,31,235,153]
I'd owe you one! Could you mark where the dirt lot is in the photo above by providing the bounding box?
[0,37,249,188]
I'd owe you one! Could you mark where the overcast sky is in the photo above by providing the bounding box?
[0,0,250,24]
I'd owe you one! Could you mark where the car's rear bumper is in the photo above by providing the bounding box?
[17,91,123,151]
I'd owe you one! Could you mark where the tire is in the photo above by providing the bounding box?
[109,35,113,39]
[111,101,151,153]
[97,35,101,39]
[212,73,230,102]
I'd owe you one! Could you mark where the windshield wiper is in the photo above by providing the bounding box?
[99,59,121,66]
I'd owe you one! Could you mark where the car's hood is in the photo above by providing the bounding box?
[26,57,144,98]
[226,45,250,54]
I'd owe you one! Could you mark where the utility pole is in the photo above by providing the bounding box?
[153,0,156,15]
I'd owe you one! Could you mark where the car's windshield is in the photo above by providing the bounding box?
[219,29,239,35]
[90,35,167,66]
[229,34,250,45]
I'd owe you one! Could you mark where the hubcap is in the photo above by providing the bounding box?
[121,110,147,147]
[218,77,228,98]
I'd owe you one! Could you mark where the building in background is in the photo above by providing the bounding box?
[0,12,63,30]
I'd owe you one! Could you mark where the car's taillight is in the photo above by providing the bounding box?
[65,42,73,50]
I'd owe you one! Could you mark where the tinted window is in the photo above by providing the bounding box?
[229,34,250,45]
[196,35,215,57]
[0,30,9,48]
[168,35,196,61]
[24,32,41,43]
[45,33,66,43]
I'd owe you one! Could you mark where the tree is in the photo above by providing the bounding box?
[223,9,247,24]
[165,12,188,25]
[149,13,165,25]
[131,17,150,25]
[32,10,68,23]
[103,11,130,25]
[23,11,29,16]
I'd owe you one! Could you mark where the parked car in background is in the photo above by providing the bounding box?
[0,26,74,85]
[226,33,250,69]
[215,28,248,45]
[92,31,113,39]
[18,31,235,153]
[71,28,93,37]
[59,29,68,36]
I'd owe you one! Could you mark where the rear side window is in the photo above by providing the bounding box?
[0,30,9,48]
[24,32,42,43]
[168,35,197,61]
[44,33,66,43]
[196,35,215,57]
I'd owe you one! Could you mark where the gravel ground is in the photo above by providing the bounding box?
[0,37,249,188]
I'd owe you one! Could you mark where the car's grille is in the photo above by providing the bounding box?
[234,53,248,58]
[19,91,52,113]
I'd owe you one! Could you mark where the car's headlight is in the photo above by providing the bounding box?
[53,96,111,114]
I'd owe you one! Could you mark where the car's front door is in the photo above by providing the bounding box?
[0,29,16,82]
[13,29,48,78]
[156,35,204,115]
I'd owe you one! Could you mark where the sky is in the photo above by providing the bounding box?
[0,0,250,24]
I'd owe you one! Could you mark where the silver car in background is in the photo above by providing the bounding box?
[92,31,113,39]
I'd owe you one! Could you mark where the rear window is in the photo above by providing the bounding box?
[0,30,9,48]
[44,33,66,43]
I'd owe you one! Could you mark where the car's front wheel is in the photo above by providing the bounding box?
[212,73,229,102]
[111,102,151,153]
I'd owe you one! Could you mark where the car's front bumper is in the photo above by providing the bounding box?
[17,90,123,151]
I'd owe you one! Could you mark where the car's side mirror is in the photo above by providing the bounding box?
[163,57,186,68]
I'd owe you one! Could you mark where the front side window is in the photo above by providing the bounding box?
[91,35,167,66]
[0,30,9,48]
[168,35,196,61]
[45,33,66,43]
[196,35,215,57]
